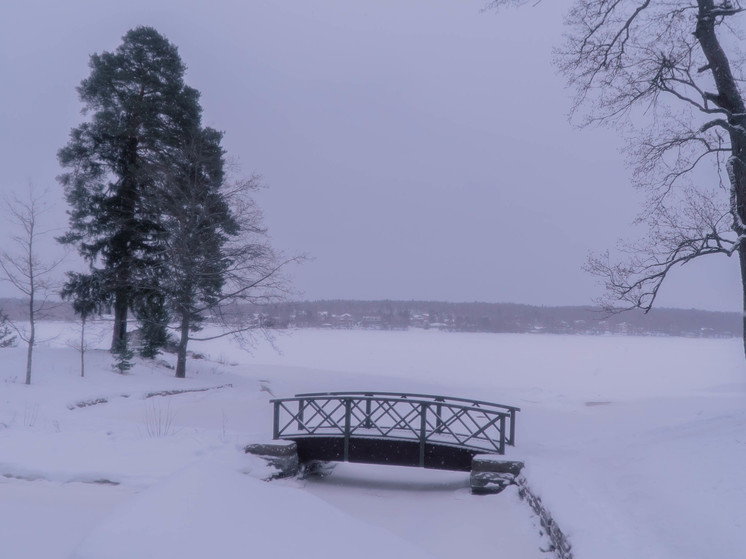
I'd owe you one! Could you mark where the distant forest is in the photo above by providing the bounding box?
[2,298,740,339]
[250,300,741,339]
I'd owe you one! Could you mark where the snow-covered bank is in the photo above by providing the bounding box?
[70,461,440,559]
[1,324,744,558]
[302,462,543,559]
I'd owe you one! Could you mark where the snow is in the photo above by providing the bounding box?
[1,322,744,558]
[70,461,438,559]
[301,463,542,559]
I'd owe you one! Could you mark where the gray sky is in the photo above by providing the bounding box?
[0,0,740,311]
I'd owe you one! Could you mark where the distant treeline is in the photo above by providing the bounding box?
[249,300,742,338]
[2,297,740,339]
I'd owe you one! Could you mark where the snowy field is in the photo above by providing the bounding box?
[1,323,745,558]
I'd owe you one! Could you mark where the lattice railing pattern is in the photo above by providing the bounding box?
[271,392,519,461]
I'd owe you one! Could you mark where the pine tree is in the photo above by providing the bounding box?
[133,286,170,358]
[0,310,17,349]
[58,26,202,360]
[60,272,109,377]
[112,342,136,374]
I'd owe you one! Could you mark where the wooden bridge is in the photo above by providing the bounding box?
[270,391,519,471]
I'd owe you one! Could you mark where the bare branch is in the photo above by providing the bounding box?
[587,186,737,311]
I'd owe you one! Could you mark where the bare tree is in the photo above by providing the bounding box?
[491,1,746,353]
[157,170,300,379]
[0,189,66,384]
[135,126,301,378]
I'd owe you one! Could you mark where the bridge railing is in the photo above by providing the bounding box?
[294,391,520,447]
[270,393,519,463]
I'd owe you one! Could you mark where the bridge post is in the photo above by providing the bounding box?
[434,398,444,433]
[272,400,280,439]
[509,409,516,446]
[499,414,506,454]
[343,397,352,462]
[297,399,305,431]
[419,402,429,467]
[364,393,373,428]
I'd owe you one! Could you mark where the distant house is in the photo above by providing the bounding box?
[361,316,381,329]
[409,313,429,328]
[335,313,355,329]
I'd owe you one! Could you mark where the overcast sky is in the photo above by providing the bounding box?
[0,0,740,311]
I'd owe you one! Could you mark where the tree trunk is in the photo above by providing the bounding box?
[80,317,86,378]
[175,314,190,379]
[695,0,746,357]
[731,159,746,356]
[730,131,746,358]
[111,289,128,352]
[25,338,33,385]
[25,291,34,385]
[110,135,137,354]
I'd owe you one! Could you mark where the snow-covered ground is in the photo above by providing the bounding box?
[1,323,744,558]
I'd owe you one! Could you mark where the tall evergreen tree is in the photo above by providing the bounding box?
[58,26,202,359]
